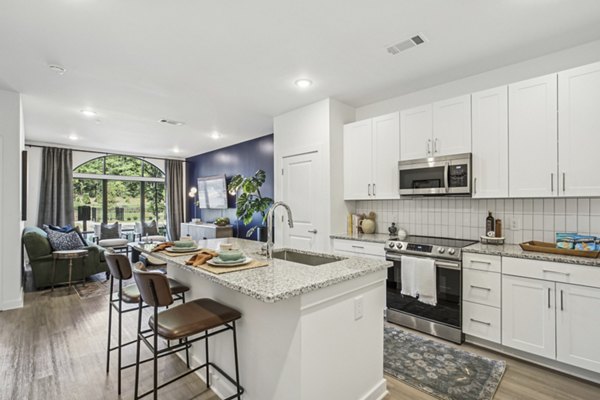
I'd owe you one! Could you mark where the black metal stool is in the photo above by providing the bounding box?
[133,264,244,400]
[105,252,190,395]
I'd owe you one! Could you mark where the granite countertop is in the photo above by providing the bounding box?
[329,233,391,244]
[132,238,391,303]
[464,242,600,267]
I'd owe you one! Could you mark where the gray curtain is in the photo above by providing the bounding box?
[165,159,184,241]
[37,147,74,227]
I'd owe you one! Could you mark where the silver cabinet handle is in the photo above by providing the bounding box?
[543,269,570,276]
[548,288,551,309]
[470,259,491,265]
[351,245,364,249]
[560,289,564,311]
[470,318,491,326]
[426,139,431,155]
[563,172,566,193]
[373,183,376,196]
[368,184,371,196]
[551,173,554,192]
[434,138,439,153]
[470,285,492,291]
[308,229,318,234]
[474,177,477,195]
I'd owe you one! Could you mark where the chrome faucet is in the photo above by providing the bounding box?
[265,201,294,259]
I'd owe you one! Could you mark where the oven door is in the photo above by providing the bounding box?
[386,254,462,330]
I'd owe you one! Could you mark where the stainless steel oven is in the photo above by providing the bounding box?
[385,235,477,344]
[398,153,471,196]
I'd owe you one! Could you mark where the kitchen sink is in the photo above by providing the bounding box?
[271,249,344,266]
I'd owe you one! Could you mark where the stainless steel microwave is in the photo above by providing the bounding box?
[398,153,471,196]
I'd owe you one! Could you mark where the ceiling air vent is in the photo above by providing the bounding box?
[159,119,185,126]
[386,34,427,55]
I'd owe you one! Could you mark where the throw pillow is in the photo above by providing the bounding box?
[100,222,120,239]
[47,224,87,246]
[44,227,85,251]
[142,220,159,236]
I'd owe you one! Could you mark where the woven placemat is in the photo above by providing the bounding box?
[193,259,270,274]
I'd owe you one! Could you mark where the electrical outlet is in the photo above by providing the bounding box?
[511,215,522,230]
[354,296,364,321]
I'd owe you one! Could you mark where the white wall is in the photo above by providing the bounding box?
[0,89,24,310]
[356,39,600,120]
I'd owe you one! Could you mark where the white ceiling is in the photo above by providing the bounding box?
[1,0,600,158]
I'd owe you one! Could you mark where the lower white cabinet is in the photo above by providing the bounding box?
[463,301,501,343]
[332,238,385,260]
[556,283,600,373]
[501,275,556,359]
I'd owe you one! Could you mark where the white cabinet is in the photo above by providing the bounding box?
[508,74,558,197]
[331,238,385,260]
[343,119,373,200]
[558,61,600,197]
[472,87,508,198]
[502,275,556,359]
[432,95,472,156]
[463,301,502,344]
[400,104,432,161]
[343,113,399,200]
[180,223,233,241]
[400,96,471,161]
[556,283,600,373]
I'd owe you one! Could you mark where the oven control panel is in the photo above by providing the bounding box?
[406,243,432,253]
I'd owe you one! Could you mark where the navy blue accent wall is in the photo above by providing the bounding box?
[185,134,274,240]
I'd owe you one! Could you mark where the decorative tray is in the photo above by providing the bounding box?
[519,241,600,259]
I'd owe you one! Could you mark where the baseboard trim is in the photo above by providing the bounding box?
[1,288,23,311]
[359,378,388,400]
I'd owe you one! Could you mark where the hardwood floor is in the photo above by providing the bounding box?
[1,286,599,400]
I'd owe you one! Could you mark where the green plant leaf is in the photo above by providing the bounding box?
[255,169,266,185]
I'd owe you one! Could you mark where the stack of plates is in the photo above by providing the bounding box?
[166,246,200,253]
[207,256,252,267]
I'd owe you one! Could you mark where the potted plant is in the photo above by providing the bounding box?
[227,170,273,241]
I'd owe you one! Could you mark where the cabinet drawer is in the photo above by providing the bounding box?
[463,253,502,273]
[332,239,385,258]
[463,301,501,343]
[463,269,501,308]
[502,257,600,289]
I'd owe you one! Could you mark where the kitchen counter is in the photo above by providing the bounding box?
[132,238,389,400]
[464,242,600,267]
[330,232,391,244]
[133,238,390,303]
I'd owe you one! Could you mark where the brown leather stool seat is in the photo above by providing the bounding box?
[149,298,242,340]
[121,279,189,304]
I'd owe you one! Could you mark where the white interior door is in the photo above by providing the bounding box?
[281,151,321,251]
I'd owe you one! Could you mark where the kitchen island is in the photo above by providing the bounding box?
[133,238,391,400]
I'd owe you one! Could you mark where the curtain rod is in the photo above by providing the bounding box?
[24,143,186,163]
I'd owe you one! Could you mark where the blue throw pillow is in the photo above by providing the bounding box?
[44,227,86,251]
[47,224,87,245]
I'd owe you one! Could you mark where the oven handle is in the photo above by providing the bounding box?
[385,254,460,270]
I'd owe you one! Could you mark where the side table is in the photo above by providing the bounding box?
[51,249,89,292]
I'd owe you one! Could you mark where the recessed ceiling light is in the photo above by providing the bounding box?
[159,119,185,126]
[294,79,313,88]
[68,133,78,140]
[80,109,97,117]
[172,147,181,153]
[210,131,221,140]
[48,64,66,75]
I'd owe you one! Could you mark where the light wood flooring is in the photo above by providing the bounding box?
[1,285,599,400]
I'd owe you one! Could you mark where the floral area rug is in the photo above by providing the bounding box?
[384,326,506,400]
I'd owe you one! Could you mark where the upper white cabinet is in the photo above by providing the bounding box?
[400,96,471,161]
[558,61,600,197]
[400,104,432,160]
[502,274,556,359]
[472,86,508,198]
[432,95,472,156]
[343,112,399,200]
[508,74,558,198]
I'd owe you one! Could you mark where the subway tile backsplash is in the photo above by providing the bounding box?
[352,198,600,244]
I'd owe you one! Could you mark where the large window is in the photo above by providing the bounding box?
[73,155,166,231]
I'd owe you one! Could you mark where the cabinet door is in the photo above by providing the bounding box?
[502,275,556,359]
[343,119,372,200]
[472,87,508,198]
[432,95,472,156]
[400,104,432,161]
[556,283,600,373]
[372,112,400,199]
[508,74,558,197]
[558,62,600,196]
